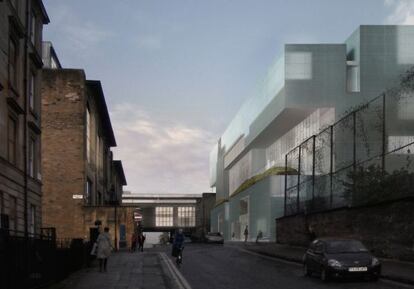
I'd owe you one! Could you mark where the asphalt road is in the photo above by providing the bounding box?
[161,243,412,289]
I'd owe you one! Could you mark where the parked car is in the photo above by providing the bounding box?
[204,232,224,244]
[303,238,381,282]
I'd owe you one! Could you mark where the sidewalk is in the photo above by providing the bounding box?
[46,250,179,289]
[227,241,414,285]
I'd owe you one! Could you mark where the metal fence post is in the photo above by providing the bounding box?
[330,125,334,209]
[382,93,386,171]
[312,135,316,210]
[284,154,288,216]
[297,146,301,214]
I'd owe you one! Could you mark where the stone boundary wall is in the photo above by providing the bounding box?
[276,199,414,261]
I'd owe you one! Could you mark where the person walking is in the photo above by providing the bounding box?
[244,225,249,242]
[138,233,146,252]
[130,232,137,252]
[96,227,113,272]
[256,230,263,243]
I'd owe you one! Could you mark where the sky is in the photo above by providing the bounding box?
[42,0,414,195]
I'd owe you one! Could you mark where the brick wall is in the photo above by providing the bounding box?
[276,200,414,261]
[41,69,86,239]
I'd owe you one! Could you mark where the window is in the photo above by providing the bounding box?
[155,207,173,227]
[30,12,36,45]
[28,137,36,178]
[9,196,17,231]
[8,116,17,165]
[286,52,312,80]
[85,179,92,205]
[29,204,36,235]
[29,72,35,111]
[346,63,360,92]
[9,38,18,88]
[177,207,196,227]
[86,106,91,162]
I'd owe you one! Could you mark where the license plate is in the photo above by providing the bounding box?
[348,267,368,272]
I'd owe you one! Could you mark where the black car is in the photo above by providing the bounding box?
[303,238,381,282]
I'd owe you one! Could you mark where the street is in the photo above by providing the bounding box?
[165,244,411,289]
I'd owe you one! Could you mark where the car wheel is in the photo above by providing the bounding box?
[303,263,311,277]
[320,268,329,282]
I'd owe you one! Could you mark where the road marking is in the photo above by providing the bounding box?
[159,252,193,289]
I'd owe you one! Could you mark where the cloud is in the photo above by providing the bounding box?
[136,35,162,50]
[385,0,414,25]
[44,2,112,58]
[110,104,216,194]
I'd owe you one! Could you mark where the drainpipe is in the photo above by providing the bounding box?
[23,0,30,240]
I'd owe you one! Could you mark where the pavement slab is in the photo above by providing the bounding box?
[46,251,177,289]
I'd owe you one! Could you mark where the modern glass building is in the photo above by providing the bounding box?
[209,25,414,241]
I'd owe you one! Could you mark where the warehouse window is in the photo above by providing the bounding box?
[155,207,173,227]
[177,207,195,227]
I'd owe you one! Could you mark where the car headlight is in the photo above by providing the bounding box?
[371,257,380,266]
[328,259,342,268]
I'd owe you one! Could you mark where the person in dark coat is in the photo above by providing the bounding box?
[244,225,249,242]
[138,233,146,252]
[130,233,137,252]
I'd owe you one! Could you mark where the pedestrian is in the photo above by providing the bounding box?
[244,225,249,242]
[256,230,263,243]
[96,227,113,272]
[308,225,317,242]
[138,233,146,252]
[130,232,137,252]
[232,232,235,240]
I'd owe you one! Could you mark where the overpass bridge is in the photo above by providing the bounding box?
[118,193,215,245]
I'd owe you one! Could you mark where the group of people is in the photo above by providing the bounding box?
[130,232,146,252]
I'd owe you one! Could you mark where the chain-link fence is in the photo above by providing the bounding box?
[284,72,414,216]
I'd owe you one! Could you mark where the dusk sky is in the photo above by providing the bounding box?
[43,0,414,195]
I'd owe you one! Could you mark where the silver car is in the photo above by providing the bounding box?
[205,232,224,244]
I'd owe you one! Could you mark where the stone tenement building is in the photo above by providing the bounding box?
[0,0,49,236]
[41,55,127,241]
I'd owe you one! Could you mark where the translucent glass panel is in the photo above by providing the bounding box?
[315,128,331,175]
[286,187,298,215]
[285,52,312,80]
[355,97,383,163]
[333,114,354,171]
[397,27,414,64]
[346,65,360,92]
[397,92,414,120]
[331,168,352,208]
[220,54,285,153]
[229,151,252,195]
[313,174,330,207]
[286,147,299,189]
[300,138,313,184]
[177,207,195,227]
[155,207,173,227]
[265,109,332,170]
[209,144,218,186]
